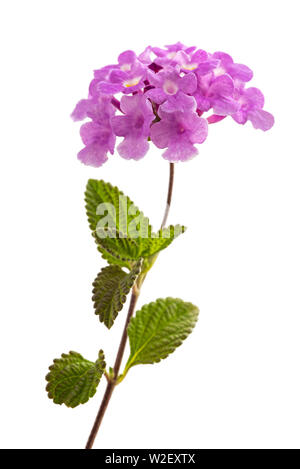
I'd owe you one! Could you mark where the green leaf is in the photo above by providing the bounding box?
[85,180,186,267]
[46,350,105,408]
[85,179,151,237]
[85,179,151,267]
[95,227,142,266]
[95,225,186,265]
[125,298,199,370]
[92,261,141,329]
[137,225,186,258]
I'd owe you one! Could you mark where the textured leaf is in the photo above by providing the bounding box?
[85,180,186,266]
[46,350,105,408]
[126,298,199,369]
[138,225,186,258]
[85,180,151,267]
[92,261,141,329]
[95,228,142,264]
[85,179,151,237]
[95,225,186,264]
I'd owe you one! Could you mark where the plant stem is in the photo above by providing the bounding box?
[85,288,139,449]
[85,162,175,449]
[161,163,174,229]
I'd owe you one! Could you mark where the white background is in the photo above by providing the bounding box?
[0,0,299,450]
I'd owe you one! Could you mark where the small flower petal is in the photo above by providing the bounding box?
[163,140,198,162]
[227,63,253,82]
[71,99,90,121]
[180,72,197,94]
[213,96,240,116]
[117,137,149,160]
[146,87,166,104]
[243,87,265,108]
[150,120,173,148]
[248,109,275,131]
[78,143,109,167]
[160,92,197,113]
[99,82,123,94]
[208,75,234,97]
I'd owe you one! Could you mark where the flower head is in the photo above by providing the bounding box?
[72,43,274,167]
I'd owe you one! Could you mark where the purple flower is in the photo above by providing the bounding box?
[98,50,147,95]
[146,66,197,104]
[175,49,220,77]
[72,95,116,167]
[138,46,153,65]
[212,52,253,82]
[71,95,110,122]
[175,49,208,70]
[195,74,240,115]
[232,86,275,131]
[89,65,117,98]
[111,93,154,160]
[160,92,197,113]
[151,42,188,64]
[150,109,208,162]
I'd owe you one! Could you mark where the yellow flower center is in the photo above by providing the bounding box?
[183,63,198,71]
[124,77,141,88]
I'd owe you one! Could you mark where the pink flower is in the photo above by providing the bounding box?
[98,50,147,95]
[195,74,239,116]
[71,95,116,167]
[212,52,253,82]
[232,86,275,131]
[146,66,197,104]
[151,109,208,162]
[111,93,154,160]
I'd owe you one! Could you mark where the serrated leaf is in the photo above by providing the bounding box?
[138,225,186,258]
[85,179,151,238]
[95,228,142,265]
[94,225,186,265]
[85,180,186,267]
[125,298,199,369]
[46,350,105,408]
[92,261,141,329]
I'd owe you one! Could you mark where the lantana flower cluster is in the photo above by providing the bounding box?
[72,43,274,167]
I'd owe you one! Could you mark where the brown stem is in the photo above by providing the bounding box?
[161,163,174,229]
[85,288,139,449]
[85,162,175,449]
